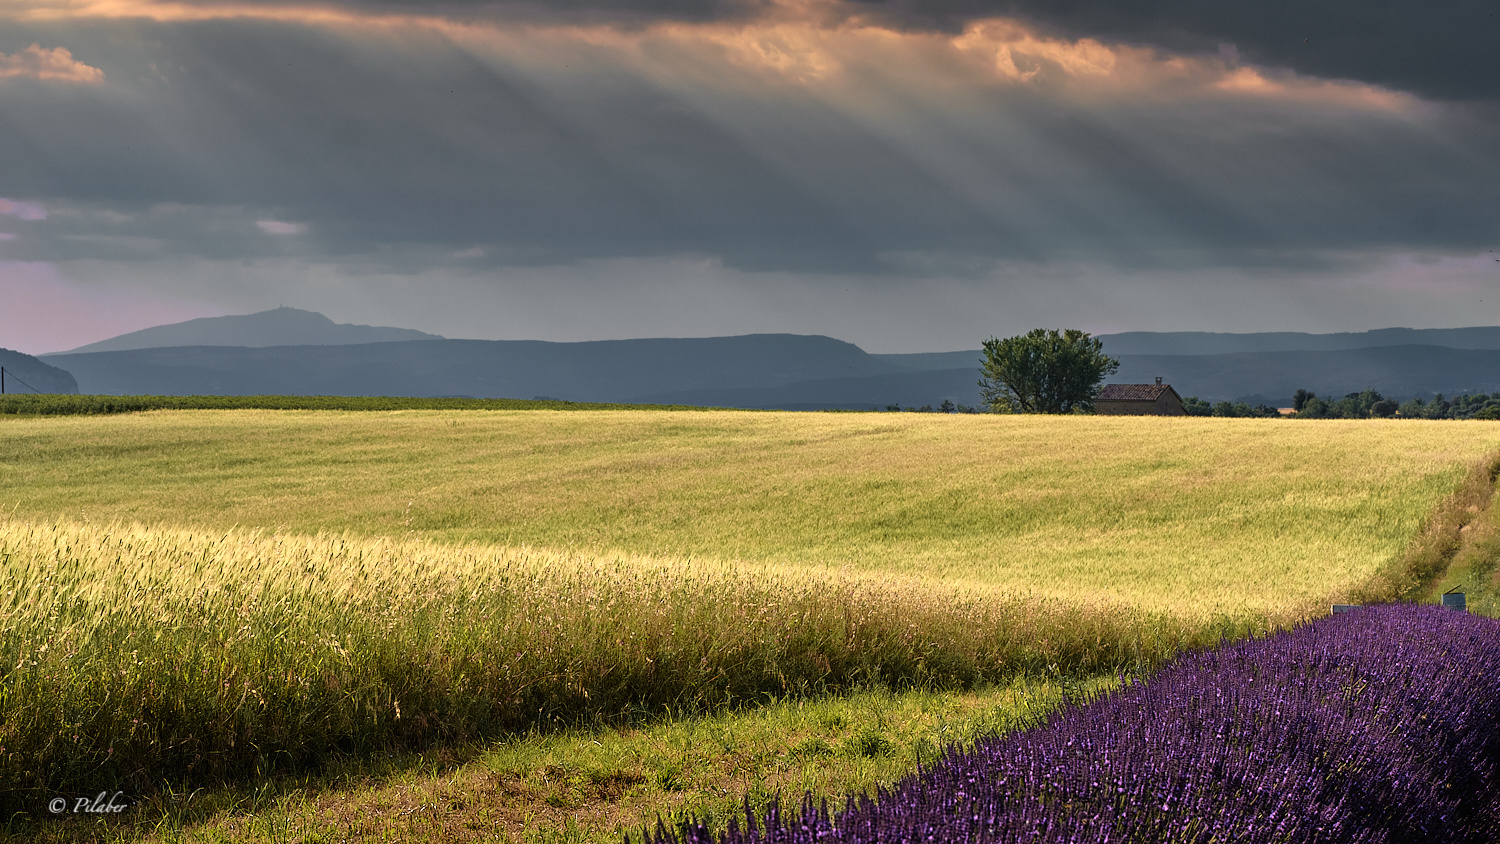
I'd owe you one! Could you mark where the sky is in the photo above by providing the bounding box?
[2,0,1499,354]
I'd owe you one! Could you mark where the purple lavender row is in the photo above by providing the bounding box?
[643,604,1500,844]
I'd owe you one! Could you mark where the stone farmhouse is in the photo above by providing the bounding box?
[1095,378,1185,416]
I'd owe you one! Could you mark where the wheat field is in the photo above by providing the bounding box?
[6,411,1498,614]
[3,409,1499,826]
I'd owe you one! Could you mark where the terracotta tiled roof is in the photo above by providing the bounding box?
[1097,383,1175,401]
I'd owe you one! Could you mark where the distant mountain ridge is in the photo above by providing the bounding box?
[45,340,1500,408]
[1097,327,1500,356]
[43,335,894,403]
[874,327,1500,368]
[53,307,443,354]
[36,310,1500,407]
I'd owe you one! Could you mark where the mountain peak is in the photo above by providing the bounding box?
[52,308,445,354]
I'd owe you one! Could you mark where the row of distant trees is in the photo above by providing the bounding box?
[885,401,984,413]
[1179,389,1500,420]
[1290,389,1500,420]
[893,390,1500,419]
[1180,398,1281,418]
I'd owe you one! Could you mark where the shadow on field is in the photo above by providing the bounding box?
[3,680,1100,844]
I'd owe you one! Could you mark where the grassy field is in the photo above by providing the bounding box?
[5,411,1497,615]
[4,409,1500,840]
[0,394,708,416]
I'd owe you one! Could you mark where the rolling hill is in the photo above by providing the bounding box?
[0,349,79,395]
[51,307,443,354]
[36,310,1500,406]
[42,335,896,403]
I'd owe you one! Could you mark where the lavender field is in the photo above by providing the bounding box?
[648,603,1500,844]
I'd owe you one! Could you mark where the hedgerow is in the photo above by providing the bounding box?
[0,394,708,415]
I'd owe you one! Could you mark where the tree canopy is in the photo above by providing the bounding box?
[978,329,1119,414]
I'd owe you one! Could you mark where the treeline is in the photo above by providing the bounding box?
[1180,397,1282,418]
[1291,389,1500,420]
[0,394,711,416]
[1179,389,1500,420]
[884,400,983,414]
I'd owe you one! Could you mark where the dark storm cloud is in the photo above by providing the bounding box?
[2,11,1497,279]
[2,17,995,271]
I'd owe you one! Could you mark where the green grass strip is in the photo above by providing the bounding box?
[0,394,719,416]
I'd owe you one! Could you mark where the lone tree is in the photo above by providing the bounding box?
[979,328,1119,414]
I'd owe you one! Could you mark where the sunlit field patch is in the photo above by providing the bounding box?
[0,518,1226,818]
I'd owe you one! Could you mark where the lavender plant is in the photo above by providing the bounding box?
[646,604,1500,844]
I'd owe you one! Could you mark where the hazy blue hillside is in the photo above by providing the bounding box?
[877,327,1500,368]
[620,346,1500,408]
[1099,327,1500,356]
[39,316,1500,407]
[0,349,79,394]
[869,350,984,372]
[43,335,896,400]
[44,338,1500,407]
[53,307,443,354]
[642,345,1500,408]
